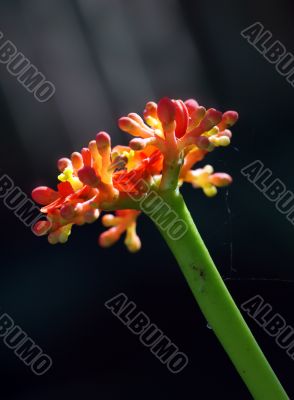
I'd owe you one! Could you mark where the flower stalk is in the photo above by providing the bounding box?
[151,189,288,400]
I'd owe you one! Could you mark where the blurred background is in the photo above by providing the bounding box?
[0,0,293,398]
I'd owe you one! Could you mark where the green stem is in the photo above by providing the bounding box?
[159,156,182,192]
[151,190,288,400]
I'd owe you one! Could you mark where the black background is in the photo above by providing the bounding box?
[0,0,293,398]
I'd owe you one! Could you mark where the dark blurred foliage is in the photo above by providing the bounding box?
[0,0,293,398]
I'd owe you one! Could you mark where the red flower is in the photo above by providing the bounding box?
[32,97,238,249]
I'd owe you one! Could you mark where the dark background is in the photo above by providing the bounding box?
[0,0,293,398]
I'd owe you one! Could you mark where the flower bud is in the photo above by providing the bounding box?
[203,185,217,197]
[129,138,146,150]
[99,227,121,247]
[57,158,72,172]
[102,214,116,227]
[32,186,59,205]
[96,131,111,150]
[60,203,76,220]
[218,111,239,130]
[84,209,100,223]
[157,97,175,126]
[173,99,189,138]
[143,101,157,119]
[125,230,141,252]
[78,166,100,187]
[71,152,83,170]
[209,173,232,187]
[195,136,214,151]
[81,147,92,167]
[199,109,222,131]
[32,220,52,236]
[184,98,199,115]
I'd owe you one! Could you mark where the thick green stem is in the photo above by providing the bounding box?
[151,190,288,400]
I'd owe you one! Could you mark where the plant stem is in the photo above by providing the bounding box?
[152,189,288,400]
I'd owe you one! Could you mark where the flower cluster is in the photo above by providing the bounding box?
[32,97,238,250]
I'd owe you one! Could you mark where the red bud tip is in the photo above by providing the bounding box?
[32,220,52,236]
[96,131,111,149]
[129,138,146,150]
[78,166,100,187]
[71,152,83,170]
[173,99,189,138]
[128,113,144,125]
[143,101,158,119]
[157,97,175,126]
[222,111,239,127]
[184,99,199,115]
[81,147,92,167]
[99,227,120,247]
[32,186,59,205]
[118,117,152,138]
[118,117,137,133]
[209,173,232,187]
[60,203,76,220]
[200,109,222,131]
[57,158,71,172]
